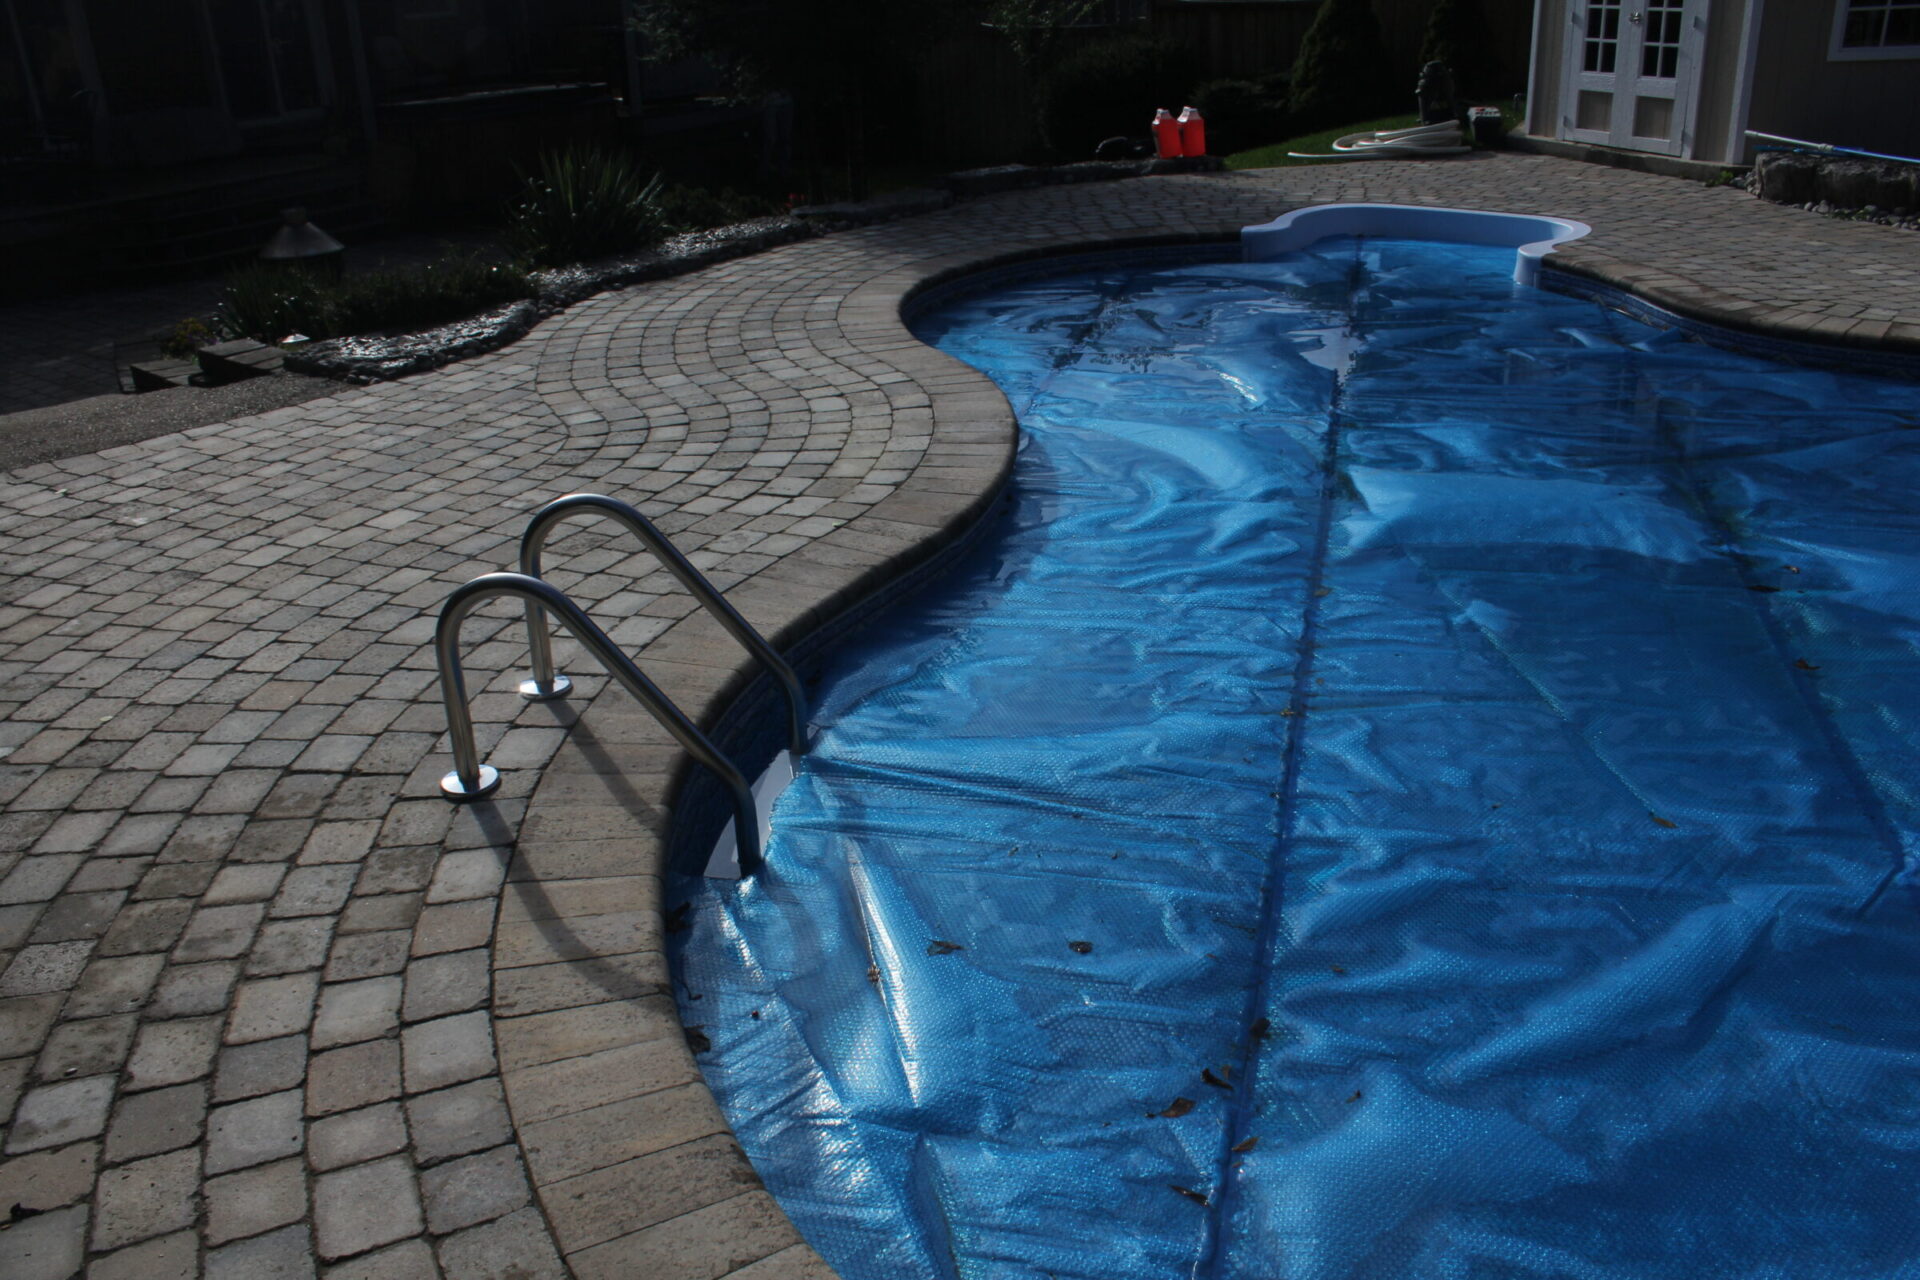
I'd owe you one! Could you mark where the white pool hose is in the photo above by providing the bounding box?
[1744,130,1920,168]
[1288,121,1471,161]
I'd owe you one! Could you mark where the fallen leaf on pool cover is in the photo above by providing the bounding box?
[1203,1067,1231,1089]
[1346,1090,1363,1103]
[1231,1136,1259,1154]
[1069,940,1093,954]
[1651,814,1677,829]
[927,940,965,956]
[1170,1185,1209,1205]
[1795,658,1820,671]
[665,903,692,933]
[1159,1097,1195,1118]
[685,1026,711,1053]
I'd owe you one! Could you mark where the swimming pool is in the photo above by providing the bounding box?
[670,232,1920,1279]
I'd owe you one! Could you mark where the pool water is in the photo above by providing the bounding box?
[669,238,1920,1280]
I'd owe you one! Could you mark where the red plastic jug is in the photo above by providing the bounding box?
[1178,106,1206,157]
[1152,109,1182,159]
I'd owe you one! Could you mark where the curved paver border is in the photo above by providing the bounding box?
[1539,260,1920,376]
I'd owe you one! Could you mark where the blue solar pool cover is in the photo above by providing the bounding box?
[668,238,1920,1279]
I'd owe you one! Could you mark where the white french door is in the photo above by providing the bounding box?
[1561,0,1705,157]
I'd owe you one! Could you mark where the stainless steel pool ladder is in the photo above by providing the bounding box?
[517,493,809,758]
[432,494,811,877]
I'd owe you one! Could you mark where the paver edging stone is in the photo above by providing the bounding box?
[285,219,821,384]
[1543,252,1920,367]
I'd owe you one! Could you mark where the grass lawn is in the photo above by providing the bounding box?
[1226,114,1422,170]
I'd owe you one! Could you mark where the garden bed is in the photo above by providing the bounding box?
[282,155,1223,385]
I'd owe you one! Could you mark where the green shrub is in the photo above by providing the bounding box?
[504,145,667,268]
[652,183,784,234]
[1191,79,1289,157]
[330,257,533,336]
[1255,70,1293,102]
[216,266,340,344]
[217,255,533,344]
[1041,32,1203,160]
[1288,0,1399,134]
[1419,0,1505,99]
[159,315,221,360]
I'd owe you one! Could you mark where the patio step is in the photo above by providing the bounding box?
[196,339,283,385]
[128,358,199,392]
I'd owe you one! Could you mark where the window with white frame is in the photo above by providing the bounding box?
[1830,0,1920,59]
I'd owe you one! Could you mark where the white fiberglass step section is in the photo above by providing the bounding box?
[1241,203,1590,286]
[705,749,796,880]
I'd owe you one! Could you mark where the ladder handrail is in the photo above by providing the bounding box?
[519,493,810,757]
[434,572,762,874]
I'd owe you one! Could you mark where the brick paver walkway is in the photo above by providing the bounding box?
[2,154,1916,1280]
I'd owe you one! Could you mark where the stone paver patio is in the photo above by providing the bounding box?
[2,153,1918,1280]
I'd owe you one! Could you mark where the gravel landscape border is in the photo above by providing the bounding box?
[284,157,1226,385]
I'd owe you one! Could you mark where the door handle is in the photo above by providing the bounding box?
[1629,11,1643,21]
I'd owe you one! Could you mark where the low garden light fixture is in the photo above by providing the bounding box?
[261,206,344,276]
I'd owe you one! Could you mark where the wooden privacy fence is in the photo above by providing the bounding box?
[915,0,1537,167]
[1151,0,1536,94]
[1148,2,1320,83]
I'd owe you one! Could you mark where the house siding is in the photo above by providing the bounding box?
[1527,0,1566,139]
[1692,0,1754,163]
[1746,1,1920,161]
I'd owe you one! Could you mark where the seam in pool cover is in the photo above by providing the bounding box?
[1649,385,1916,916]
[1209,246,1366,1280]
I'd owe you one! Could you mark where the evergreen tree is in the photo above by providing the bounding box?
[1041,32,1201,159]
[1419,0,1505,100]
[1287,0,1399,132]
[633,0,963,200]
[986,0,1106,155]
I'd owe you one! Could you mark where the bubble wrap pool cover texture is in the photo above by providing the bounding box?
[669,239,1920,1280]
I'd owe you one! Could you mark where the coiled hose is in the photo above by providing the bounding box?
[1288,120,1471,160]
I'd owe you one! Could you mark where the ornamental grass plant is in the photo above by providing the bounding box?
[504,144,669,268]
